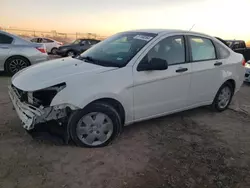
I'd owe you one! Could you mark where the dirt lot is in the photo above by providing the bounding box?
[1,75,250,188]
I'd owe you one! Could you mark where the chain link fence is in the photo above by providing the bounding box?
[0,27,108,44]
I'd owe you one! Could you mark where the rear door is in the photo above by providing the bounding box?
[187,35,225,106]
[42,38,54,53]
[0,33,13,70]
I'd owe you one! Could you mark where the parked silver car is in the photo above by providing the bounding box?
[0,30,48,75]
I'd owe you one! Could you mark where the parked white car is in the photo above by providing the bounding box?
[9,29,245,147]
[30,37,62,54]
[245,61,250,82]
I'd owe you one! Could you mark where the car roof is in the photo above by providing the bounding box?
[0,30,33,44]
[127,29,184,34]
[123,29,212,37]
[78,38,99,40]
[225,40,244,42]
[0,30,45,47]
[32,37,56,41]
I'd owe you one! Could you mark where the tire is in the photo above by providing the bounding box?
[5,56,30,75]
[51,48,57,55]
[66,50,76,57]
[212,82,234,112]
[68,102,122,147]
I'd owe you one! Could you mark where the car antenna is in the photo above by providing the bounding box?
[189,24,195,31]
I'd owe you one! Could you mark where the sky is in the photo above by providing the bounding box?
[1,0,250,40]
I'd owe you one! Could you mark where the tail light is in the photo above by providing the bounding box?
[242,59,246,66]
[36,46,46,53]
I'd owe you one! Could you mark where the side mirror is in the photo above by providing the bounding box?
[137,58,168,71]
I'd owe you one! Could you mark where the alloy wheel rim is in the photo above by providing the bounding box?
[218,86,231,109]
[52,49,57,54]
[9,59,27,74]
[76,112,113,146]
[67,51,74,57]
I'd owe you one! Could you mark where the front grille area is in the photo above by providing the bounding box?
[33,90,57,107]
[11,85,28,102]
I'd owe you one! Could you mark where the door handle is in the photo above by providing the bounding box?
[176,67,188,73]
[214,61,222,66]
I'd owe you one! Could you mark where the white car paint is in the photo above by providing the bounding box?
[30,37,62,53]
[245,61,250,82]
[10,29,245,131]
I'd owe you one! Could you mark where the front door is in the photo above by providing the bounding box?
[79,40,91,53]
[133,35,191,120]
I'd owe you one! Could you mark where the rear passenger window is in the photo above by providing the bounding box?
[238,42,244,49]
[215,43,230,59]
[31,38,38,42]
[0,34,13,44]
[43,38,54,43]
[189,36,216,61]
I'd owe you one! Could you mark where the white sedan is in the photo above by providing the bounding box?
[9,29,245,147]
[245,61,250,82]
[30,37,62,54]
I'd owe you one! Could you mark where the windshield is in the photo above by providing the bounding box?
[72,39,81,44]
[77,32,157,67]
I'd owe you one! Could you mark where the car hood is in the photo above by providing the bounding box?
[12,58,118,91]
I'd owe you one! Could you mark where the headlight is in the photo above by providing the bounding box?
[29,83,66,107]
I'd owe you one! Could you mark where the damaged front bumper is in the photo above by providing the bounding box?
[9,86,43,130]
[9,86,73,130]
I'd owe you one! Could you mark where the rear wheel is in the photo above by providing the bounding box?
[68,102,122,147]
[5,56,30,75]
[51,48,57,55]
[212,82,234,111]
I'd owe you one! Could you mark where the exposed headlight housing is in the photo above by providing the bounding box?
[28,83,66,107]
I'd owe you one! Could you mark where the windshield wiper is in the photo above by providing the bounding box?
[78,56,122,68]
[78,56,96,63]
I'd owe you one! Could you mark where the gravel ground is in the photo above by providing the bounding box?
[1,74,250,188]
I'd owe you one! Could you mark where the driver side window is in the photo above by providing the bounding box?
[138,35,186,68]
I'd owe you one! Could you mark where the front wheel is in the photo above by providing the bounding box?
[66,50,76,57]
[68,102,122,147]
[212,82,234,111]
